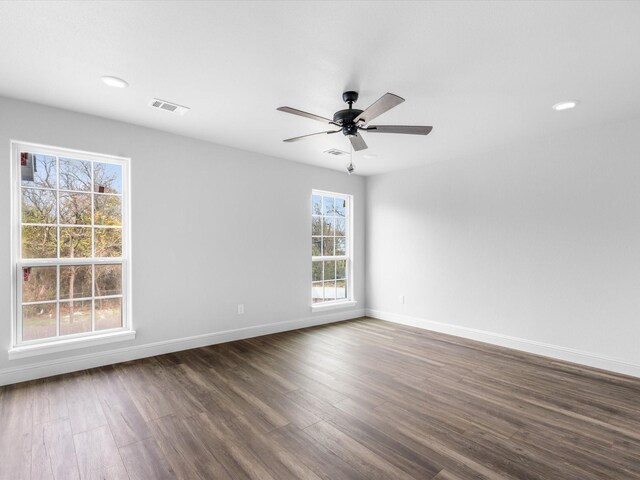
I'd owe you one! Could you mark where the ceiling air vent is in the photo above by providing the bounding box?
[149,98,190,115]
[323,148,349,157]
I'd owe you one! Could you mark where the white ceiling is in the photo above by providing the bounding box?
[1,1,639,176]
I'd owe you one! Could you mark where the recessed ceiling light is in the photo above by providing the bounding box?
[552,100,578,111]
[363,153,377,159]
[101,76,129,88]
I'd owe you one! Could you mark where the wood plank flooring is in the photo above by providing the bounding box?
[2,317,640,479]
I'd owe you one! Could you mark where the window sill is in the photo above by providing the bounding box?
[311,300,358,312]
[8,330,136,360]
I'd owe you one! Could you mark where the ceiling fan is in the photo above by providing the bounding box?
[277,91,432,152]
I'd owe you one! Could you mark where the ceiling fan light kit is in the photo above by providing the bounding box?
[277,91,433,153]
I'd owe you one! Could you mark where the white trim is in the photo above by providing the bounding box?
[19,258,124,266]
[0,309,365,386]
[8,330,136,359]
[19,224,125,229]
[311,255,348,262]
[10,139,130,164]
[311,188,351,199]
[312,300,358,311]
[365,309,640,379]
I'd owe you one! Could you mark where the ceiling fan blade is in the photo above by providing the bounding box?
[283,130,340,143]
[354,93,405,125]
[277,107,332,124]
[362,125,433,135]
[349,133,368,151]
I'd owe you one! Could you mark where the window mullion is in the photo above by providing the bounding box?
[18,257,123,266]
[91,263,96,333]
[56,265,60,337]
[16,265,23,344]
[56,156,61,338]
[56,155,61,261]
[91,161,95,259]
[90,160,96,333]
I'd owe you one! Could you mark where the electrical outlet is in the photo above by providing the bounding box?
[237,304,245,315]
[399,295,405,305]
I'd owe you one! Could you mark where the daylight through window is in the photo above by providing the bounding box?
[312,190,352,305]
[13,143,130,347]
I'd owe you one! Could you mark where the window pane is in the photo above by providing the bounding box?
[323,281,336,301]
[23,303,57,341]
[335,218,346,236]
[323,217,335,236]
[94,163,122,194]
[322,217,336,236]
[324,260,335,280]
[22,266,57,303]
[323,196,335,216]
[312,195,322,215]
[336,260,346,280]
[312,261,323,282]
[312,281,324,304]
[59,158,91,191]
[22,226,57,258]
[21,154,57,189]
[94,195,122,226]
[60,265,92,299]
[60,300,92,336]
[22,188,57,224]
[95,228,122,257]
[95,297,122,330]
[335,238,346,256]
[335,198,346,217]
[60,227,92,258]
[336,280,347,299]
[59,192,91,225]
[95,264,122,296]
[322,237,334,256]
[312,237,321,256]
[312,216,322,236]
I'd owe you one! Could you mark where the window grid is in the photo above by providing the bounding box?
[14,144,129,347]
[311,191,351,305]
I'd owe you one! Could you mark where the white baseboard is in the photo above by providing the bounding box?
[0,308,365,386]
[366,308,640,379]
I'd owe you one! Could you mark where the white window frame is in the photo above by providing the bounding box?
[311,189,356,310]
[9,141,134,359]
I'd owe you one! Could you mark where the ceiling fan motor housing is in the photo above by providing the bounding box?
[334,91,363,136]
[334,109,363,136]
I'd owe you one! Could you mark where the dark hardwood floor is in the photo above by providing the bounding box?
[1,317,640,479]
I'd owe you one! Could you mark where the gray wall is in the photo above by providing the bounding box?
[4,93,640,382]
[366,116,640,374]
[0,96,365,383]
